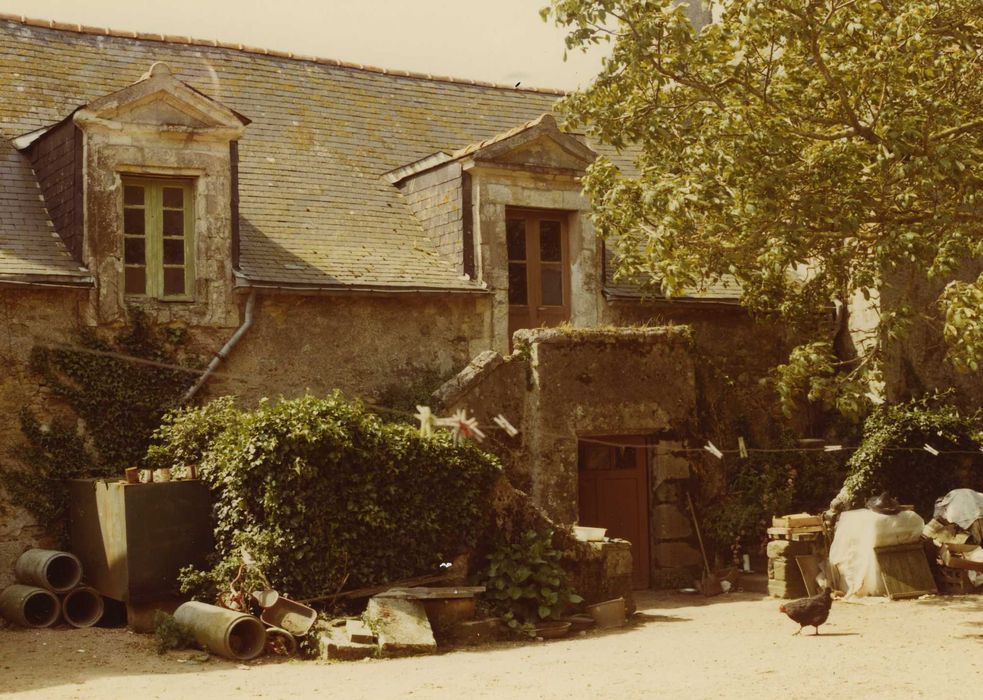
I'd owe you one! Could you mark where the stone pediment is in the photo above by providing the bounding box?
[73,62,248,138]
[456,114,596,173]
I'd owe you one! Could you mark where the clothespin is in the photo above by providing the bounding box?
[704,441,723,459]
[441,408,486,445]
[493,414,519,437]
[737,437,748,459]
[414,405,437,438]
[923,444,940,456]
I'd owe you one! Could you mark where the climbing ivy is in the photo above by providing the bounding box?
[839,394,983,518]
[147,392,502,602]
[3,312,194,535]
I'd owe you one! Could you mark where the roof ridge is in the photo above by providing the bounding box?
[0,13,569,97]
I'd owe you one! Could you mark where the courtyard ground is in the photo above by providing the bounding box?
[3,589,983,699]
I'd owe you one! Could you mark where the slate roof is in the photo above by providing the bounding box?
[0,15,634,292]
[0,145,91,285]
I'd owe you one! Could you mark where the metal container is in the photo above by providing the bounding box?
[174,601,266,660]
[0,584,61,628]
[61,586,105,628]
[259,596,317,637]
[14,549,82,593]
[585,597,626,629]
[68,479,213,603]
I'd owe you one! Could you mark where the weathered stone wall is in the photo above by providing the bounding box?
[603,300,793,445]
[0,287,87,587]
[437,326,706,578]
[206,292,493,405]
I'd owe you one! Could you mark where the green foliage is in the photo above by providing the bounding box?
[148,392,502,600]
[941,275,983,374]
[774,341,876,421]
[153,611,196,655]
[703,438,849,558]
[841,395,983,517]
[3,313,193,534]
[482,529,583,632]
[546,0,983,412]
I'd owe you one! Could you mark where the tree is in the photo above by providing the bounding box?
[544,0,983,418]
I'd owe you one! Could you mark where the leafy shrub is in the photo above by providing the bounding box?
[703,439,849,560]
[153,611,196,654]
[481,529,582,633]
[840,395,983,517]
[148,392,502,601]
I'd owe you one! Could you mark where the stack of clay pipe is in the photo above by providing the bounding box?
[0,549,103,628]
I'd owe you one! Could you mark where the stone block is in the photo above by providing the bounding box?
[345,619,376,645]
[655,451,691,481]
[767,578,807,599]
[317,627,377,662]
[652,541,703,569]
[653,479,683,504]
[766,539,812,560]
[653,504,692,540]
[599,540,633,578]
[364,597,436,657]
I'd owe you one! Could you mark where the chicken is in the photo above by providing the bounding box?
[779,587,833,635]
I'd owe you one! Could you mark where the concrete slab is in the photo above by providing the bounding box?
[364,597,436,657]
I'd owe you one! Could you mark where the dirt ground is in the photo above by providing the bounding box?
[3,589,983,700]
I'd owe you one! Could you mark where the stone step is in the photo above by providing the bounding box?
[364,597,436,657]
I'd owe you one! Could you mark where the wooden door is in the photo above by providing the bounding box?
[506,209,570,341]
[578,437,651,589]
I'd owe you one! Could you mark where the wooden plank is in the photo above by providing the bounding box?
[875,543,937,599]
[773,513,822,529]
[796,555,822,597]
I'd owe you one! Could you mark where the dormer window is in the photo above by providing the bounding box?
[122,177,194,299]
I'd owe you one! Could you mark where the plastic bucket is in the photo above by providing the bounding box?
[14,549,82,593]
[61,586,105,628]
[174,601,266,660]
[0,584,61,628]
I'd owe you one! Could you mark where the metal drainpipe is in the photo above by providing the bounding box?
[182,290,256,404]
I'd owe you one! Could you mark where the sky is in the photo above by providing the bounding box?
[0,0,609,90]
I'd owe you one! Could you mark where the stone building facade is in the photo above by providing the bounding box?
[0,15,788,586]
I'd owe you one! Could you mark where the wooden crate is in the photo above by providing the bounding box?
[875,543,937,599]
[772,513,822,529]
[937,566,976,595]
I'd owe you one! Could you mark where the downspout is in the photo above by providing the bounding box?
[182,290,256,404]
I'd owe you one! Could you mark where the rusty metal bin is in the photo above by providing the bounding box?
[68,479,213,604]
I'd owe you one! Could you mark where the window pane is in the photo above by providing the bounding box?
[540,221,562,262]
[614,446,639,469]
[124,266,145,295]
[124,237,145,265]
[162,187,184,209]
[163,238,185,265]
[162,210,184,236]
[163,267,185,296]
[506,219,526,261]
[123,185,144,206]
[541,265,563,306]
[508,262,528,305]
[579,443,612,471]
[123,208,145,235]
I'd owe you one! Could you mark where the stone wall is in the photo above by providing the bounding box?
[437,326,706,578]
[208,292,492,403]
[0,286,88,587]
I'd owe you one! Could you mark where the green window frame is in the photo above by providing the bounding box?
[122,177,195,300]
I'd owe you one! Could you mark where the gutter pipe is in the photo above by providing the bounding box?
[182,290,256,404]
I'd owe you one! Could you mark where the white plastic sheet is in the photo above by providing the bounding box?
[933,489,983,531]
[829,509,925,598]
